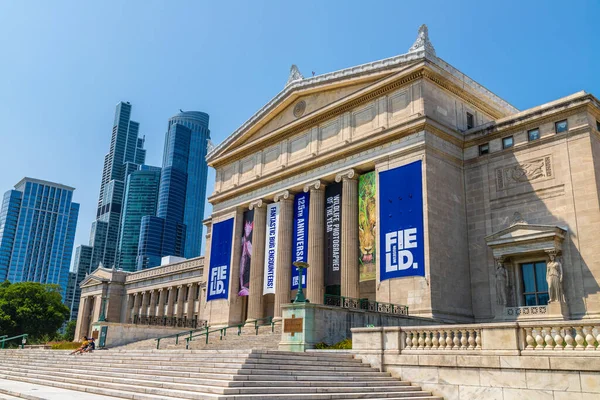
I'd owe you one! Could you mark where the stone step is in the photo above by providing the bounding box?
[0,370,436,400]
[1,364,413,393]
[0,349,442,400]
[2,366,423,396]
[0,354,364,367]
[1,357,374,372]
[0,374,205,400]
[0,362,404,388]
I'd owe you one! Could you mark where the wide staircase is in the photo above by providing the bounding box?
[0,349,442,399]
[120,324,282,351]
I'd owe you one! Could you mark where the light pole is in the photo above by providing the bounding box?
[293,261,309,303]
[98,295,108,322]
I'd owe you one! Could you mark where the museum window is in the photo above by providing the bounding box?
[502,136,514,149]
[195,285,200,300]
[185,286,189,301]
[165,290,169,303]
[466,112,474,130]
[175,288,180,302]
[479,143,489,156]
[528,128,540,142]
[555,120,568,133]
[521,261,549,306]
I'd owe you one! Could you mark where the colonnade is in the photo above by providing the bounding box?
[124,281,202,322]
[244,168,360,322]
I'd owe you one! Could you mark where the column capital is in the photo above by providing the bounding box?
[176,285,183,289]
[335,169,357,183]
[274,190,293,203]
[249,199,265,210]
[303,180,326,193]
[157,288,164,292]
[187,283,193,287]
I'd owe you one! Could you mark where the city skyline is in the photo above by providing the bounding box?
[0,1,598,269]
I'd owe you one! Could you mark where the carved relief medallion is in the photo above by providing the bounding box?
[293,100,306,118]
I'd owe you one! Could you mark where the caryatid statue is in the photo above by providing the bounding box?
[546,252,564,303]
[495,259,508,306]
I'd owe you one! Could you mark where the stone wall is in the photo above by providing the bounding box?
[351,322,600,400]
[91,322,190,348]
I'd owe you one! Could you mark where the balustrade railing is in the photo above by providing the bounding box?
[323,294,409,316]
[131,315,207,330]
[522,323,600,351]
[403,328,482,351]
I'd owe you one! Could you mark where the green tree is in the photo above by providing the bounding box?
[62,320,77,342]
[0,281,69,342]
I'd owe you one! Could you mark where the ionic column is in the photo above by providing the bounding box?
[176,285,185,318]
[156,289,166,317]
[124,294,133,323]
[185,283,195,320]
[141,291,149,316]
[247,200,268,322]
[148,290,158,317]
[273,190,294,320]
[166,287,175,317]
[132,292,141,318]
[336,169,360,298]
[304,180,326,304]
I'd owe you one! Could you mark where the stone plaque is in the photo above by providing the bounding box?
[284,317,303,334]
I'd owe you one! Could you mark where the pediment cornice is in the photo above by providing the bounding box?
[485,221,567,259]
[208,51,517,168]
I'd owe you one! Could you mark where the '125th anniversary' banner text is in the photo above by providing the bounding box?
[291,192,309,290]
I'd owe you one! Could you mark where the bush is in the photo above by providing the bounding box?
[314,338,352,350]
[48,341,82,350]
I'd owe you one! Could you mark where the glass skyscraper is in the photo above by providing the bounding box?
[117,165,161,272]
[0,178,79,298]
[137,111,210,270]
[69,101,146,319]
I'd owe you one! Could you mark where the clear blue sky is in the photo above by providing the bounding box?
[0,0,598,261]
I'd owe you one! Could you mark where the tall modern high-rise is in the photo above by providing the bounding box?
[69,101,146,318]
[137,111,210,270]
[90,101,146,269]
[117,165,161,272]
[0,178,79,298]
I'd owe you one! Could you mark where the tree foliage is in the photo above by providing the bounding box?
[0,281,69,342]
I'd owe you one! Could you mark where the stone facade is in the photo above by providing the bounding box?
[74,26,600,335]
[201,25,600,326]
[74,256,204,340]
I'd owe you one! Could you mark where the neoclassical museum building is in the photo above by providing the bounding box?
[75,26,600,338]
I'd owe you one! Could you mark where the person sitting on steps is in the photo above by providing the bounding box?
[70,336,89,355]
[84,337,96,353]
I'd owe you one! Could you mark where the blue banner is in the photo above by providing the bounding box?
[291,192,310,290]
[379,161,425,281]
[207,218,234,301]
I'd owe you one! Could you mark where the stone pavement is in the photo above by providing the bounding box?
[0,378,114,400]
[0,349,442,399]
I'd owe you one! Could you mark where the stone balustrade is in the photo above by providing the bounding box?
[353,320,600,355]
[521,321,600,351]
[403,326,482,351]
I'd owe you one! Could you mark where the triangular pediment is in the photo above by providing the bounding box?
[208,56,426,164]
[485,223,567,245]
[485,222,567,259]
[79,274,107,288]
[240,81,374,146]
